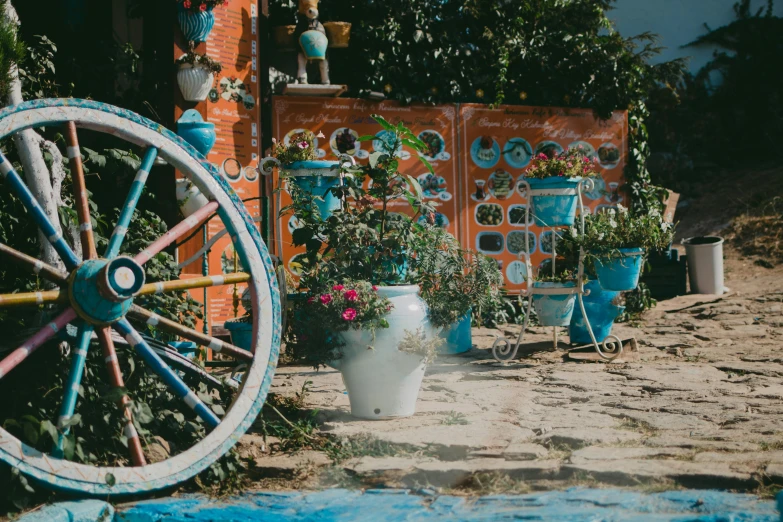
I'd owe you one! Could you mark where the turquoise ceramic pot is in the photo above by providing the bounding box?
[569,280,623,344]
[169,341,198,361]
[285,161,341,219]
[527,176,582,227]
[532,281,577,327]
[177,109,216,157]
[224,320,253,351]
[177,4,215,43]
[438,311,472,354]
[299,30,328,60]
[595,247,645,291]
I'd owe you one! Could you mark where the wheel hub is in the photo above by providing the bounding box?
[69,257,145,325]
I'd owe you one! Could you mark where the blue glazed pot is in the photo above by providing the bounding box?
[169,341,198,361]
[595,247,645,291]
[569,280,623,344]
[527,176,582,227]
[286,160,341,219]
[532,281,577,327]
[178,4,215,43]
[177,109,216,157]
[299,30,328,60]
[224,320,253,351]
[438,311,472,354]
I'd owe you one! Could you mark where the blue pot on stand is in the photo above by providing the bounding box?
[532,281,577,326]
[527,176,582,227]
[299,30,329,60]
[169,341,198,361]
[177,109,216,157]
[569,280,624,344]
[438,311,472,354]
[224,319,253,351]
[284,161,341,219]
[595,247,645,291]
[178,4,216,43]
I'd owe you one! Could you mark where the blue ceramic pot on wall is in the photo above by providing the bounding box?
[284,160,341,219]
[527,176,582,227]
[177,109,216,157]
[595,247,645,291]
[438,311,472,354]
[299,30,328,60]
[532,281,577,326]
[569,280,623,344]
[178,4,216,43]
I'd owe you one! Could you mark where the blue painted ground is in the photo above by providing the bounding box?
[19,488,782,521]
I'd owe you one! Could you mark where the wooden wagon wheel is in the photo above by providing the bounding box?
[0,99,280,495]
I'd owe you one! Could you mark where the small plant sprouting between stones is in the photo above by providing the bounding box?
[398,328,442,364]
[442,411,469,426]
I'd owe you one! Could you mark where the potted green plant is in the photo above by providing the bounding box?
[224,288,253,350]
[267,130,345,220]
[284,115,458,418]
[413,227,504,354]
[531,263,581,327]
[523,147,599,227]
[577,204,675,292]
[176,49,222,102]
[176,0,228,43]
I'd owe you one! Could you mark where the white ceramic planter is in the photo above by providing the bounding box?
[333,285,436,419]
[176,178,210,217]
[177,64,214,102]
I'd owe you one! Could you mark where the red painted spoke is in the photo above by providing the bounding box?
[0,308,76,378]
[128,305,253,362]
[133,201,218,265]
[96,328,146,466]
[0,243,69,284]
[64,122,97,259]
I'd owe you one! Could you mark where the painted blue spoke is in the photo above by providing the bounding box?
[105,147,158,259]
[0,151,81,270]
[53,321,94,458]
[113,318,220,428]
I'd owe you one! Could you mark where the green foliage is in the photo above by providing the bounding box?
[0,0,25,100]
[18,35,59,99]
[271,130,320,166]
[524,148,600,180]
[617,282,656,323]
[175,48,223,75]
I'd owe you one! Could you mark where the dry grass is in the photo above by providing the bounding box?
[726,196,783,266]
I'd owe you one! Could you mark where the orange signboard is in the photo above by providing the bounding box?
[459,105,627,290]
[271,96,461,276]
[176,0,260,327]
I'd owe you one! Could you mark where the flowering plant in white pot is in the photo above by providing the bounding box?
[176,50,222,102]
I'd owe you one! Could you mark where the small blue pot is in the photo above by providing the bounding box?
[178,4,215,43]
[595,247,645,291]
[177,109,216,157]
[532,281,577,327]
[438,311,472,354]
[569,280,623,344]
[224,320,253,351]
[169,341,198,360]
[527,176,582,227]
[299,30,328,60]
[285,161,341,219]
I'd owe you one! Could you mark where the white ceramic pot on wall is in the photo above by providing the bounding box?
[176,179,210,218]
[177,64,214,102]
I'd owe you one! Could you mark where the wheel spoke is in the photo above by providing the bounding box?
[0,243,69,284]
[128,305,253,362]
[52,321,93,457]
[0,289,65,308]
[104,147,158,259]
[95,327,146,466]
[113,318,220,428]
[137,272,250,296]
[134,201,218,265]
[0,151,81,270]
[64,122,97,260]
[0,308,77,379]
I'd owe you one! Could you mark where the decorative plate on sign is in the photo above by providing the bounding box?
[417,130,449,161]
[534,140,564,158]
[503,138,533,169]
[470,136,500,169]
[568,140,598,161]
[597,142,621,169]
[330,127,368,159]
[506,260,528,285]
[372,130,410,160]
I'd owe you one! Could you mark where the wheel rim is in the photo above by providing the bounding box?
[0,99,281,495]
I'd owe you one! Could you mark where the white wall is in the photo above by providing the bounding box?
[609,0,783,74]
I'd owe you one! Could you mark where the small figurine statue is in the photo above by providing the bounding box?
[294,0,330,85]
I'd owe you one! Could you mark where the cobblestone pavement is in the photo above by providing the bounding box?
[240,253,783,493]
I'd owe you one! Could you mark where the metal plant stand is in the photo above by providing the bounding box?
[492,178,624,363]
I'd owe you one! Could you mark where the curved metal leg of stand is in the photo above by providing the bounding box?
[576,292,623,361]
[493,294,534,363]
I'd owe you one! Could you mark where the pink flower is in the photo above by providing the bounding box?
[320,294,333,305]
[199,2,207,10]
[183,0,191,7]
[537,153,548,160]
[297,141,309,149]
[342,308,357,321]
[344,289,358,301]
[332,284,344,291]
[372,285,379,291]
[307,296,316,304]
